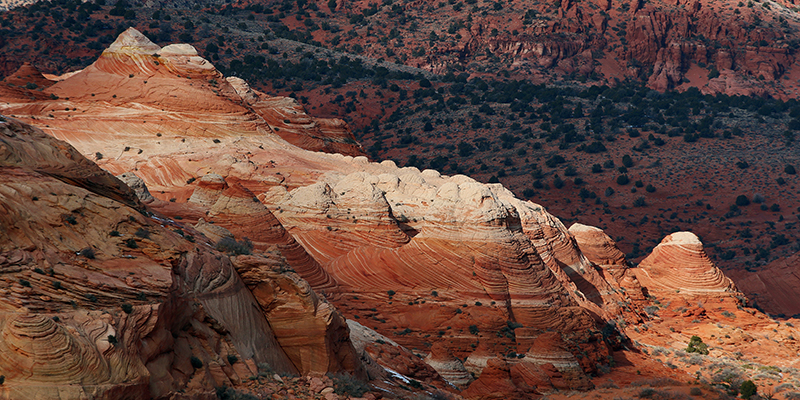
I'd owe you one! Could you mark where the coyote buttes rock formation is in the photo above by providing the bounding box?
[3,29,786,399]
[635,232,737,295]
[0,116,363,399]
[0,29,614,392]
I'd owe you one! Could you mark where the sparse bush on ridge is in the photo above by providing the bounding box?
[329,373,370,397]
[215,237,253,255]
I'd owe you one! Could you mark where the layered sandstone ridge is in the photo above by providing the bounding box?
[3,31,619,393]
[0,28,361,181]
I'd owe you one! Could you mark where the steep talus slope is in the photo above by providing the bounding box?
[0,116,365,399]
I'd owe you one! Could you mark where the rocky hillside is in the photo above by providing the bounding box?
[3,30,800,399]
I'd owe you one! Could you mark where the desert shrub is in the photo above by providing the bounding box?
[227,354,238,365]
[711,365,744,394]
[786,165,797,175]
[553,175,565,189]
[630,377,682,387]
[121,303,133,314]
[735,195,750,206]
[79,247,96,259]
[257,363,273,377]
[124,238,138,248]
[110,230,121,237]
[622,154,634,167]
[686,355,704,365]
[190,356,203,369]
[689,387,703,396]
[216,386,259,400]
[638,388,657,398]
[686,335,709,355]
[215,237,253,255]
[616,175,630,185]
[134,228,150,239]
[776,383,796,393]
[599,380,620,389]
[545,155,566,168]
[740,380,757,398]
[330,373,370,397]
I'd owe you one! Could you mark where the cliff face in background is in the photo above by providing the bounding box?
[3,29,800,399]
[5,0,800,98]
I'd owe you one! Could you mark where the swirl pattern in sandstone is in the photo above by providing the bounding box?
[424,342,472,388]
[0,118,369,398]
[187,174,335,289]
[273,168,593,332]
[0,312,108,382]
[636,232,736,295]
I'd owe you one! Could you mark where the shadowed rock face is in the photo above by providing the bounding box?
[569,223,645,302]
[0,116,365,399]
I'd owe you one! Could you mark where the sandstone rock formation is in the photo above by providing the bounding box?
[569,223,645,301]
[634,232,737,295]
[424,342,472,388]
[0,31,622,394]
[5,29,791,399]
[0,116,364,398]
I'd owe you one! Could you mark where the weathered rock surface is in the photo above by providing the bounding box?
[0,116,364,398]
[634,232,736,295]
[231,254,363,378]
[4,29,793,399]
[569,223,645,301]
[424,342,472,388]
